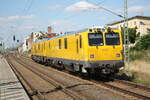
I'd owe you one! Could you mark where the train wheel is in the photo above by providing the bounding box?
[86,68,93,79]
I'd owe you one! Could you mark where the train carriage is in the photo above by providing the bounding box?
[31,27,124,75]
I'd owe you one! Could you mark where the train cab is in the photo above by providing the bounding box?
[84,28,124,74]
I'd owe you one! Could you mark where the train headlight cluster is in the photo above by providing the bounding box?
[116,53,120,57]
[90,54,95,58]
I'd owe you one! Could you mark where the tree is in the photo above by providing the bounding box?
[121,27,140,44]
[132,28,150,51]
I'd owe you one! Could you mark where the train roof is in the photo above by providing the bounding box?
[32,27,120,44]
[33,28,89,43]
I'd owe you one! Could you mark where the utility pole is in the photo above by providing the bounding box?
[124,0,129,68]
[0,37,3,53]
[3,42,5,52]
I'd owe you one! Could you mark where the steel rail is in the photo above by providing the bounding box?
[6,56,45,100]
[13,55,84,100]
[18,54,150,100]
[91,79,150,100]
[114,79,150,92]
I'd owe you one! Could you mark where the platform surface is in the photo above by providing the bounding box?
[0,54,30,100]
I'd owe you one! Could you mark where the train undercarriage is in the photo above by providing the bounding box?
[32,55,124,76]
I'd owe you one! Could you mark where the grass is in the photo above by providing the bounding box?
[129,50,150,62]
[133,78,150,86]
[23,50,31,57]
[127,50,150,86]
[131,72,150,86]
[118,70,150,86]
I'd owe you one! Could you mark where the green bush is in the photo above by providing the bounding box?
[129,50,150,62]
[121,27,140,44]
[131,28,150,51]
[129,51,143,61]
[23,50,31,56]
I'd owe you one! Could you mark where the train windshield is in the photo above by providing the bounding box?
[88,33,103,46]
[105,32,120,45]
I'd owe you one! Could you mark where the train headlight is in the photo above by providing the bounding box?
[116,53,120,57]
[90,54,95,58]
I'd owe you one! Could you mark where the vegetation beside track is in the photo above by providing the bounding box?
[129,50,150,62]
[117,70,150,86]
[23,50,31,57]
[119,28,150,86]
[132,72,150,86]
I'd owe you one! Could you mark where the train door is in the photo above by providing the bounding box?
[75,34,83,60]
[76,39,79,54]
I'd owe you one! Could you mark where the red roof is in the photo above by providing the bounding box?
[47,33,57,38]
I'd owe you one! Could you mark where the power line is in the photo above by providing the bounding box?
[85,0,124,18]
[15,0,34,32]
[5,0,34,48]
[97,6,124,18]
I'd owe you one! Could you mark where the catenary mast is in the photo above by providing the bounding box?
[124,0,129,68]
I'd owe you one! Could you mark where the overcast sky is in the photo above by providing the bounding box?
[0,0,150,47]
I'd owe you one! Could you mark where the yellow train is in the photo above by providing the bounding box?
[31,27,124,75]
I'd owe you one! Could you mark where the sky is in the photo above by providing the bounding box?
[0,0,150,47]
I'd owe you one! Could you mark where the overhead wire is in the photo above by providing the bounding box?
[49,0,103,32]
[5,0,34,48]
[15,0,34,34]
[51,0,108,33]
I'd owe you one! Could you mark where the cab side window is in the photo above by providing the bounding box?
[79,35,82,48]
[64,38,67,49]
[59,39,61,49]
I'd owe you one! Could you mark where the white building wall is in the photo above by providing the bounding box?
[32,32,43,42]
[108,17,150,36]
[22,36,29,52]
[22,40,27,52]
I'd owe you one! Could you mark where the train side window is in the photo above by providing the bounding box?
[42,44,44,50]
[64,38,67,49]
[42,44,43,50]
[49,42,50,48]
[76,39,79,53]
[79,35,82,48]
[43,44,44,50]
[59,39,61,49]
[38,44,40,49]
[41,44,42,50]
[34,46,36,52]
[36,45,37,52]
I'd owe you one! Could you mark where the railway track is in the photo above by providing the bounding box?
[9,55,86,100]
[91,79,150,100]
[19,54,150,100]
[114,79,150,92]
[6,56,45,100]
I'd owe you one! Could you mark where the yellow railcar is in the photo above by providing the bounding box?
[31,28,124,75]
